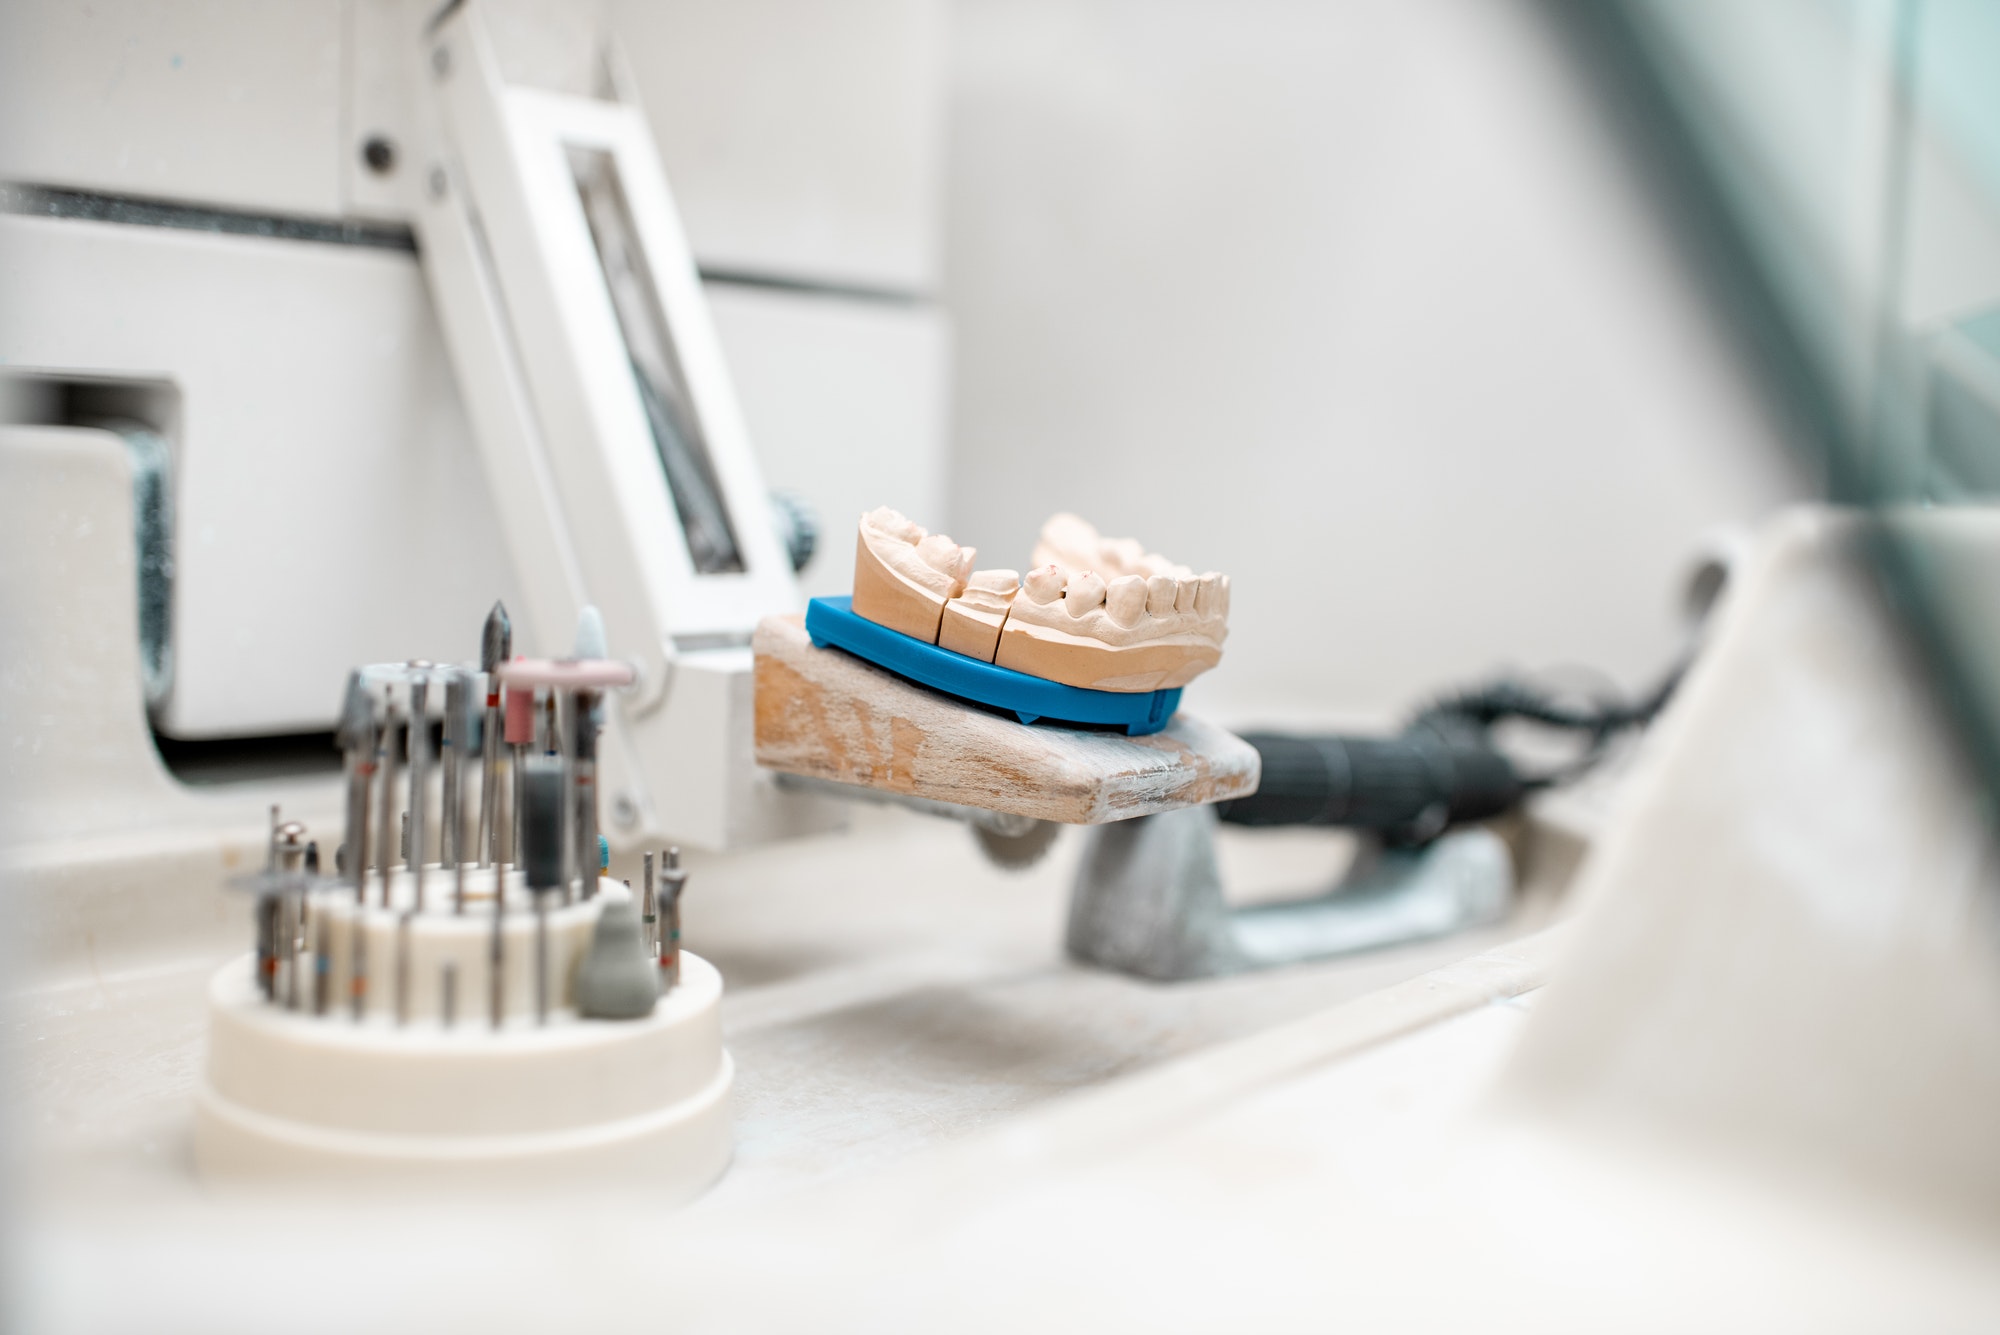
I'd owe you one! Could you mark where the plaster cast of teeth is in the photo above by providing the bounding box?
[938,568,1020,662]
[1065,571,1107,616]
[850,510,1231,692]
[1022,564,1066,604]
[850,507,976,643]
[1105,575,1147,628]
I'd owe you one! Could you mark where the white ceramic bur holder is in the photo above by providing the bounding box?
[194,874,732,1199]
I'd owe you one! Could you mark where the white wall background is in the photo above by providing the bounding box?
[941,0,1806,727]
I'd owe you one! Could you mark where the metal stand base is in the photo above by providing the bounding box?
[1066,806,1513,981]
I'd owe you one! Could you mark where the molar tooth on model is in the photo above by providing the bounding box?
[1105,575,1147,628]
[1064,571,1107,616]
[851,508,970,642]
[865,505,923,545]
[917,533,974,582]
[1023,564,1066,604]
[849,508,1230,692]
[995,513,1229,691]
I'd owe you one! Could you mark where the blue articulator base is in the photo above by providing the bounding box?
[804,596,1182,737]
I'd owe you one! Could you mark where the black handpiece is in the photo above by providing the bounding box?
[1217,721,1524,846]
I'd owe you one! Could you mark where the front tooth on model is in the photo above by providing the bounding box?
[1105,575,1147,627]
[1023,564,1066,604]
[1065,571,1107,616]
[1194,572,1221,616]
[1174,578,1197,614]
[1145,575,1177,617]
[1214,574,1230,619]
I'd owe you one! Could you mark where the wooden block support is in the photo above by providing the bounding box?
[753,614,1260,825]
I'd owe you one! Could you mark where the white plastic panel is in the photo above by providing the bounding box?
[0,0,346,216]
[608,0,945,294]
[0,214,520,738]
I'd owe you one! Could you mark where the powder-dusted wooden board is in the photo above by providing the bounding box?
[754,614,1260,825]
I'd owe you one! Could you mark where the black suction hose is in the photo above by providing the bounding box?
[1216,662,1685,845]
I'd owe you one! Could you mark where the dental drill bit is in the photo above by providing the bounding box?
[275,822,307,1010]
[305,841,328,1016]
[446,671,470,913]
[337,675,375,1019]
[256,805,280,1000]
[505,670,534,871]
[642,851,657,960]
[375,702,403,910]
[571,692,600,902]
[571,606,608,902]
[441,670,465,870]
[478,602,511,870]
[339,672,377,901]
[538,691,571,904]
[659,846,687,991]
[489,873,506,1030]
[408,667,430,913]
[521,756,566,1025]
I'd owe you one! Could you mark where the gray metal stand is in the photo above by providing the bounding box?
[1065,806,1513,981]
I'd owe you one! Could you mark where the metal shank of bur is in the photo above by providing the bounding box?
[408,671,429,913]
[442,671,465,871]
[489,852,505,1030]
[375,703,402,909]
[572,689,599,902]
[521,756,566,1025]
[337,676,375,1021]
[306,839,331,1017]
[642,851,657,960]
[478,602,511,869]
[337,673,374,907]
[659,846,687,991]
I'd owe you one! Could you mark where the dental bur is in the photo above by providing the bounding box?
[504,669,535,870]
[337,675,375,1020]
[375,702,402,910]
[659,846,687,991]
[407,668,429,912]
[477,602,511,870]
[571,606,608,902]
[521,756,566,1025]
[642,851,657,959]
[442,670,466,885]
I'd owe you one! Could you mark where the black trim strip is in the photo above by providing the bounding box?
[0,182,419,252]
[1,182,932,305]
[690,264,925,308]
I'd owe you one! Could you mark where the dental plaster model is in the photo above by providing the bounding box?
[849,509,1228,693]
[851,506,977,642]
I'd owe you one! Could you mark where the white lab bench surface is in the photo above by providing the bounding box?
[6,796,1578,1324]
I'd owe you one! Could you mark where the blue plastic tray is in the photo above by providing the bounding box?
[805,596,1181,736]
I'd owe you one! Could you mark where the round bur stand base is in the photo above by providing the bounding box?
[194,950,732,1200]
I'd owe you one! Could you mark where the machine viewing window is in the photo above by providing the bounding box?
[569,145,745,574]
